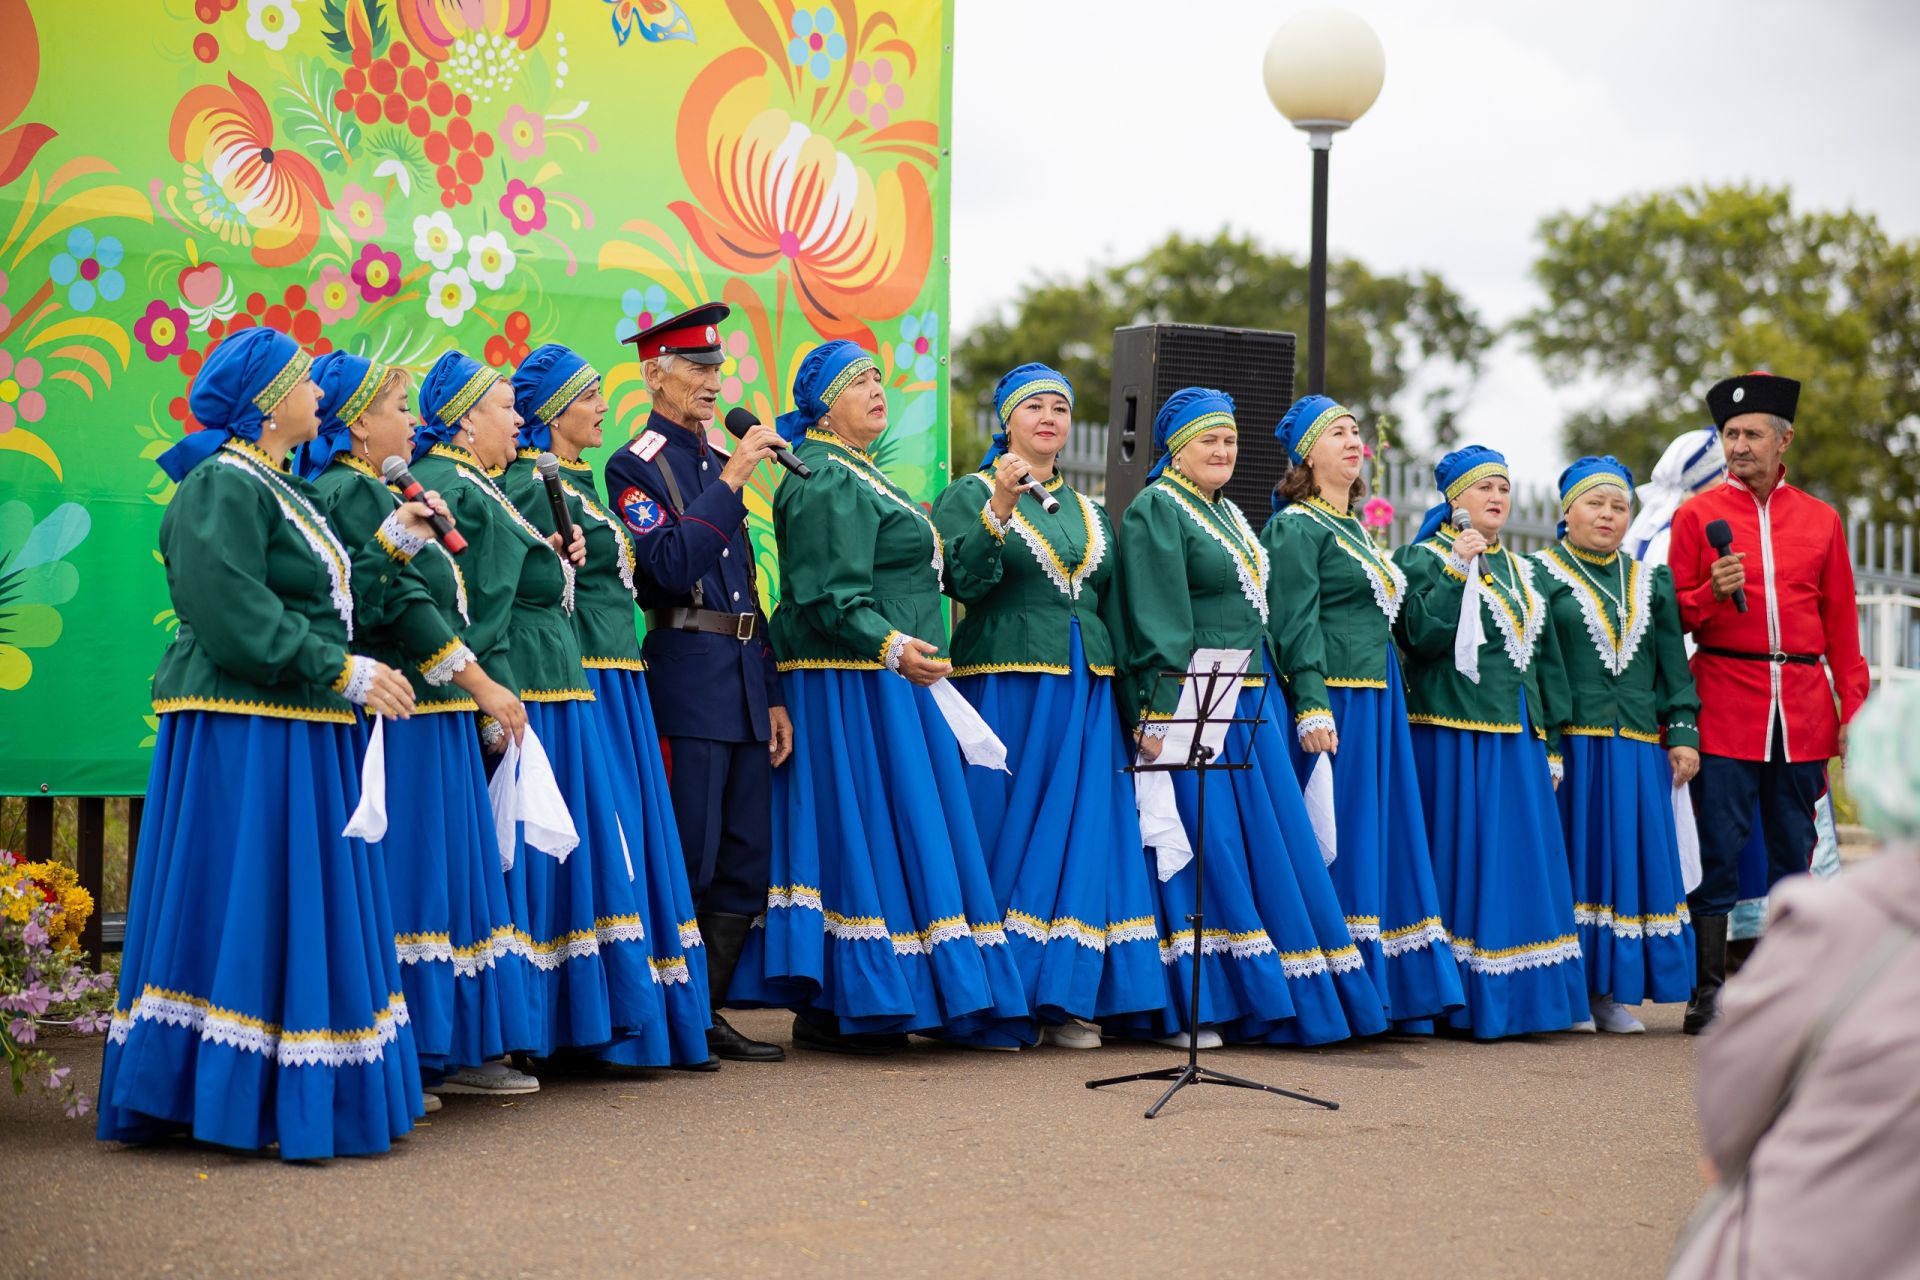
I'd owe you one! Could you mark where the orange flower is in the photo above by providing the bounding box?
[396,0,548,61]
[668,49,932,349]
[169,75,333,270]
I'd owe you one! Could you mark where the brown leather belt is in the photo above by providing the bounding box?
[647,607,757,641]
[1697,645,1821,666]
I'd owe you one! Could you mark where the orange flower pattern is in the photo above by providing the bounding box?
[168,75,334,269]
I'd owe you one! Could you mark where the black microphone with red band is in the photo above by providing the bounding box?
[381,455,467,553]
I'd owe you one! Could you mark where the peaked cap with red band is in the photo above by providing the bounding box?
[624,301,730,366]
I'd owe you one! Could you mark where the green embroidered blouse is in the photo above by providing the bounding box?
[503,451,646,671]
[1262,496,1408,722]
[311,453,477,712]
[410,443,589,702]
[1117,471,1273,728]
[1391,525,1569,748]
[150,439,412,723]
[769,430,948,671]
[931,469,1121,678]
[1532,542,1701,750]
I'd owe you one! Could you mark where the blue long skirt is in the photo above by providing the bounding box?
[1103,682,1389,1046]
[585,665,712,1068]
[381,712,535,1075]
[950,622,1167,1039]
[1556,734,1696,1005]
[98,712,419,1159]
[504,697,665,1056]
[1408,703,1590,1038]
[1284,660,1464,1025]
[730,667,1031,1040]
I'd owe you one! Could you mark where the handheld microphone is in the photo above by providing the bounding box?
[1451,507,1475,536]
[380,456,467,553]
[1016,469,1062,514]
[534,452,576,551]
[724,407,812,478]
[1704,518,1748,613]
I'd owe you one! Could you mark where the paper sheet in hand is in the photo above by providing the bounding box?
[342,716,388,841]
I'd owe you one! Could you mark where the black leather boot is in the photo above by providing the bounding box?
[1683,913,1728,1036]
[701,912,784,1062]
[790,1010,905,1056]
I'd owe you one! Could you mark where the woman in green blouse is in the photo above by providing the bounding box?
[1534,455,1700,1033]
[932,362,1164,1049]
[1113,387,1385,1047]
[730,339,1027,1052]
[1262,394,1462,1027]
[1392,445,1589,1038]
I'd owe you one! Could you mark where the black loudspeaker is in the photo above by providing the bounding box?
[1104,324,1297,517]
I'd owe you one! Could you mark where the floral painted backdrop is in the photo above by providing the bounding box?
[0,0,953,795]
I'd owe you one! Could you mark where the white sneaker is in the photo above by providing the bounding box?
[421,1092,443,1114]
[1567,1018,1598,1033]
[1590,995,1646,1034]
[1154,1028,1223,1050]
[434,1059,541,1095]
[1041,1019,1102,1049]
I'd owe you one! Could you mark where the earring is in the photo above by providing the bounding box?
[265,418,277,432]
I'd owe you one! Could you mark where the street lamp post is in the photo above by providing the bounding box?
[1263,9,1385,396]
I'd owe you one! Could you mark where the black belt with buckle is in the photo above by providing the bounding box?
[647,607,757,641]
[1697,645,1821,666]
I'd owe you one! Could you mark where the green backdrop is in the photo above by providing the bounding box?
[0,0,953,796]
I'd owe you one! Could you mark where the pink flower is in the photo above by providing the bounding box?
[0,268,11,332]
[500,105,545,161]
[311,265,360,323]
[848,59,907,129]
[64,1096,91,1119]
[1362,442,1374,460]
[1361,497,1395,529]
[350,242,403,302]
[8,1018,33,1045]
[337,183,387,243]
[499,178,547,235]
[0,347,47,434]
[134,298,191,362]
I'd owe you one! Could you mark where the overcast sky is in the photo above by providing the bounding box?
[948,0,1920,481]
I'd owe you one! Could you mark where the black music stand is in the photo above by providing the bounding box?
[1086,660,1340,1119]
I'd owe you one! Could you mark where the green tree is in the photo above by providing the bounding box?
[951,230,1493,473]
[1519,184,1920,519]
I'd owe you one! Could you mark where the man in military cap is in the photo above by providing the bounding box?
[1667,371,1871,1034]
[605,302,794,1063]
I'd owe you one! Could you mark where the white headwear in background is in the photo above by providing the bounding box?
[1625,428,1726,566]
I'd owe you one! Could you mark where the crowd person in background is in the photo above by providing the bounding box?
[933,362,1165,1049]
[1670,682,1920,1280]
[603,305,792,1065]
[100,327,436,1158]
[1110,388,1385,1048]
[1393,446,1589,1039]
[1668,373,1871,1035]
[1534,456,1699,1033]
[1262,394,1461,1028]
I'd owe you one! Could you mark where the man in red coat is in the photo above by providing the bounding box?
[1669,372,1871,1034]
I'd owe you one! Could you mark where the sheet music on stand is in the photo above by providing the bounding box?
[1135,648,1251,882]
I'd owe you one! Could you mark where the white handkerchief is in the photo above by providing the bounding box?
[1454,557,1485,684]
[1672,780,1702,894]
[1135,767,1192,883]
[516,727,578,861]
[929,678,1009,772]
[488,736,521,871]
[615,816,635,881]
[1305,754,1338,867]
[343,716,389,841]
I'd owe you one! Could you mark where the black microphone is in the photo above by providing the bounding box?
[724,407,811,478]
[380,456,467,553]
[1014,467,1061,514]
[1704,518,1748,613]
[534,452,576,552]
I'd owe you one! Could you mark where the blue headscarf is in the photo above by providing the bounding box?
[157,326,313,481]
[1271,393,1356,513]
[1411,444,1510,543]
[1555,454,1634,539]
[980,362,1073,468]
[511,343,599,452]
[412,349,503,462]
[1147,387,1236,482]
[774,339,876,444]
[293,351,391,480]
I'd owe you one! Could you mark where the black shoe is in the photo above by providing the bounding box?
[1683,913,1729,1036]
[709,1012,785,1062]
[791,1013,903,1056]
[669,1053,722,1072]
